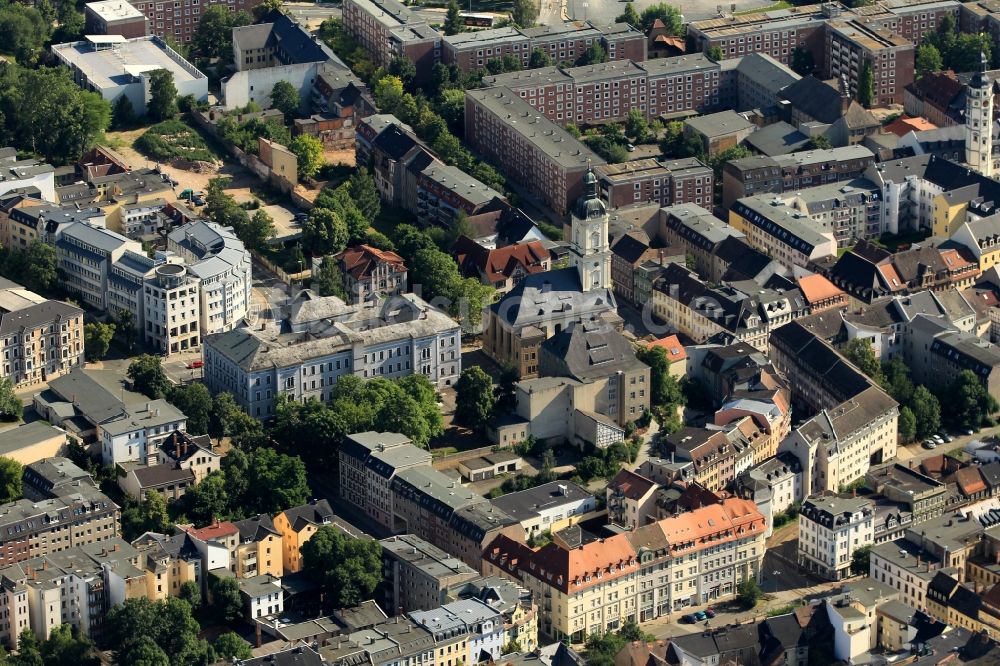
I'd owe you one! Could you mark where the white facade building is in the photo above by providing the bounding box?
[100,400,187,466]
[203,292,462,417]
[798,496,875,580]
[966,52,994,178]
[142,263,201,354]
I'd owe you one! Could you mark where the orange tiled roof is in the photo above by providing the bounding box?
[180,520,239,541]
[453,236,549,284]
[644,334,687,362]
[883,116,938,137]
[657,498,764,555]
[940,248,977,272]
[877,263,905,291]
[956,467,987,497]
[797,273,845,305]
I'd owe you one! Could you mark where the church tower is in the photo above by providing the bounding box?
[966,50,994,177]
[569,167,611,292]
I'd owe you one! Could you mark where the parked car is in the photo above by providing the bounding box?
[187,360,204,369]
[681,613,698,624]
[294,212,309,221]
[966,428,976,436]
[940,433,954,443]
[923,440,937,449]
[192,196,206,206]
[626,143,636,152]
[705,608,716,618]
[694,611,707,621]
[932,435,944,444]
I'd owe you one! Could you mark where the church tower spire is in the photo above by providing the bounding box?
[569,166,611,292]
[966,50,994,177]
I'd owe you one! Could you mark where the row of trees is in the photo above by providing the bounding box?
[301,169,383,257]
[916,15,995,80]
[0,64,110,165]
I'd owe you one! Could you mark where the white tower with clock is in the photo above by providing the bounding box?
[569,167,612,292]
[966,50,994,178]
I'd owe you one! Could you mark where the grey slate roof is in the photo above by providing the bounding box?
[540,321,647,381]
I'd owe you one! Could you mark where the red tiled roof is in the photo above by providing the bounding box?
[644,334,687,362]
[180,520,239,541]
[335,244,406,281]
[956,467,987,497]
[452,236,549,284]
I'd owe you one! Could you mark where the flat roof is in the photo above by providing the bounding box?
[0,422,66,456]
[86,0,145,21]
[51,36,205,90]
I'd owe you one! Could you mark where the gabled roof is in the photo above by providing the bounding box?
[335,244,406,281]
[452,236,549,284]
[610,232,652,265]
[280,499,335,532]
[609,469,657,501]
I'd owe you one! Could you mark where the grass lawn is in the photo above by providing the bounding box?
[735,1,792,14]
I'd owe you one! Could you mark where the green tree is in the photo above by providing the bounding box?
[388,56,417,87]
[0,457,21,504]
[911,385,941,440]
[843,337,884,384]
[580,42,607,65]
[244,208,275,252]
[707,45,724,61]
[208,391,262,444]
[857,58,875,107]
[83,322,114,362]
[193,4,249,59]
[898,406,917,443]
[0,65,111,165]
[511,0,537,28]
[106,597,211,666]
[804,135,832,150]
[850,545,872,576]
[213,632,252,661]
[303,207,348,256]
[301,526,383,609]
[23,242,59,294]
[948,33,992,73]
[210,576,243,622]
[0,4,51,63]
[638,3,682,32]
[39,624,99,666]
[348,168,381,222]
[127,354,172,399]
[270,80,300,122]
[444,0,464,35]
[737,578,762,609]
[53,2,86,43]
[624,108,649,143]
[636,345,684,412]
[316,256,348,300]
[916,43,943,79]
[112,95,135,129]
[790,47,815,76]
[13,629,42,666]
[147,69,178,121]
[881,357,914,404]
[167,383,213,435]
[615,1,641,28]
[252,0,283,20]
[528,48,552,68]
[289,134,324,179]
[454,367,496,431]
[948,370,1000,429]
[243,448,310,515]
[0,379,22,422]
[179,581,201,608]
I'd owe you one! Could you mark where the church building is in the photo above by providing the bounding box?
[482,168,622,378]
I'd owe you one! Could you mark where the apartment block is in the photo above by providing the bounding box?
[338,431,431,531]
[0,487,119,567]
[595,157,713,210]
[391,467,523,573]
[798,496,875,580]
[722,145,876,209]
[232,514,283,579]
[485,54,721,126]
[657,203,745,281]
[441,27,532,71]
[465,87,604,217]
[341,0,440,81]
[825,20,914,107]
[484,498,765,640]
[0,280,83,389]
[687,3,834,67]
[204,293,461,418]
[490,481,597,540]
[381,534,480,614]
[729,196,838,268]
[273,500,337,574]
[332,244,408,305]
[416,163,503,228]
